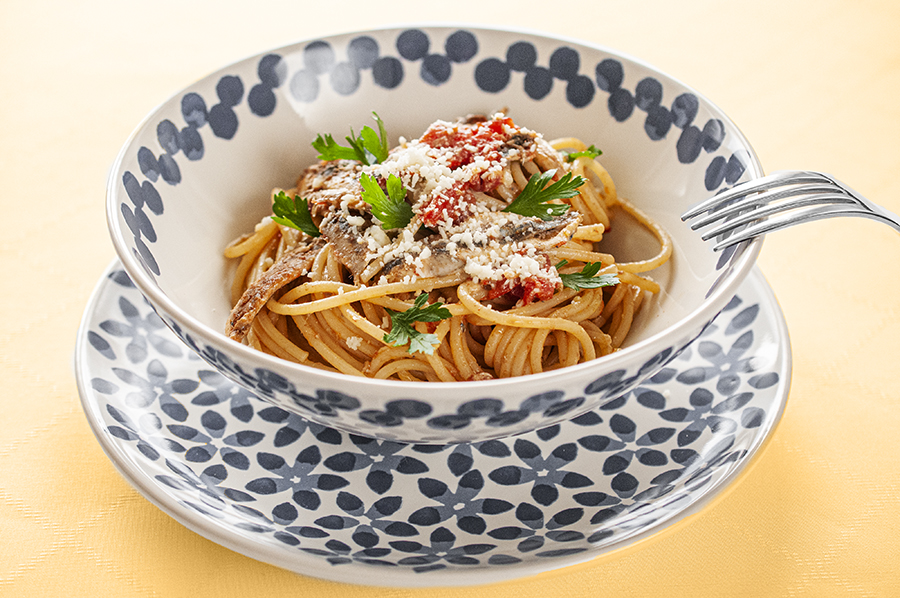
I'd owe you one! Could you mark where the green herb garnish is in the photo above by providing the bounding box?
[311,112,389,165]
[556,260,620,291]
[502,169,585,221]
[271,191,320,237]
[383,292,452,355]
[565,144,602,162]
[359,172,413,230]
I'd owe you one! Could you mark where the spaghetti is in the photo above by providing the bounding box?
[224,113,672,381]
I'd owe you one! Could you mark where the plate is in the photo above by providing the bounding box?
[75,261,789,587]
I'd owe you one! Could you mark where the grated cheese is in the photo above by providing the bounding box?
[335,114,569,296]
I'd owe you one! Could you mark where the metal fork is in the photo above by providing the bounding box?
[681,170,900,251]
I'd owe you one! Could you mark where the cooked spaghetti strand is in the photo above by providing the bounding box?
[224,115,672,381]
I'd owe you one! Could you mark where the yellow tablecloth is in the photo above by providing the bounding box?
[2,1,899,596]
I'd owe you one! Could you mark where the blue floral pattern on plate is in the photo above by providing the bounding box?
[75,261,789,587]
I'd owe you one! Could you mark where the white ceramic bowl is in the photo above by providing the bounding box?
[107,25,762,443]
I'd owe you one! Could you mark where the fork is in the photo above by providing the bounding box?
[681,170,900,251]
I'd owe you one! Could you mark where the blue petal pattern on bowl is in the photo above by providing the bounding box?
[119,28,750,279]
[108,26,764,444]
[150,307,706,441]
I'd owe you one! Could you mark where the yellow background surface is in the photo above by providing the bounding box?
[2,0,899,596]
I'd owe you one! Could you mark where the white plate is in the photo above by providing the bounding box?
[75,261,789,587]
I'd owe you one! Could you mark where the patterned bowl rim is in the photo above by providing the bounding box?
[106,23,764,392]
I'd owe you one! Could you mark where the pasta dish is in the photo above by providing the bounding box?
[224,113,671,381]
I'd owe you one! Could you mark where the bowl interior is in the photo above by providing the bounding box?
[109,26,761,365]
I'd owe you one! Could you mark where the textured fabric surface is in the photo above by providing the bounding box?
[2,0,899,596]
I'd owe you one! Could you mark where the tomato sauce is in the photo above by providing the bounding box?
[485,275,558,305]
[418,116,527,228]
[483,252,559,305]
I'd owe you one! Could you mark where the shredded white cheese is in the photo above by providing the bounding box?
[338,114,565,293]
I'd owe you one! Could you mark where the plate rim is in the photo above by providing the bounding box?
[75,258,791,587]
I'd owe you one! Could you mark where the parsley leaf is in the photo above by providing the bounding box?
[359,172,413,230]
[271,191,320,237]
[311,112,389,165]
[310,134,359,162]
[566,144,602,162]
[383,293,452,355]
[556,260,620,291]
[406,330,442,355]
[503,169,585,221]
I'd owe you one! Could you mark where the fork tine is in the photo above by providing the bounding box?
[684,169,900,251]
[698,193,857,240]
[681,170,835,221]
[709,203,876,251]
[687,182,840,230]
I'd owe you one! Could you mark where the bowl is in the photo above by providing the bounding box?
[107,25,762,443]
